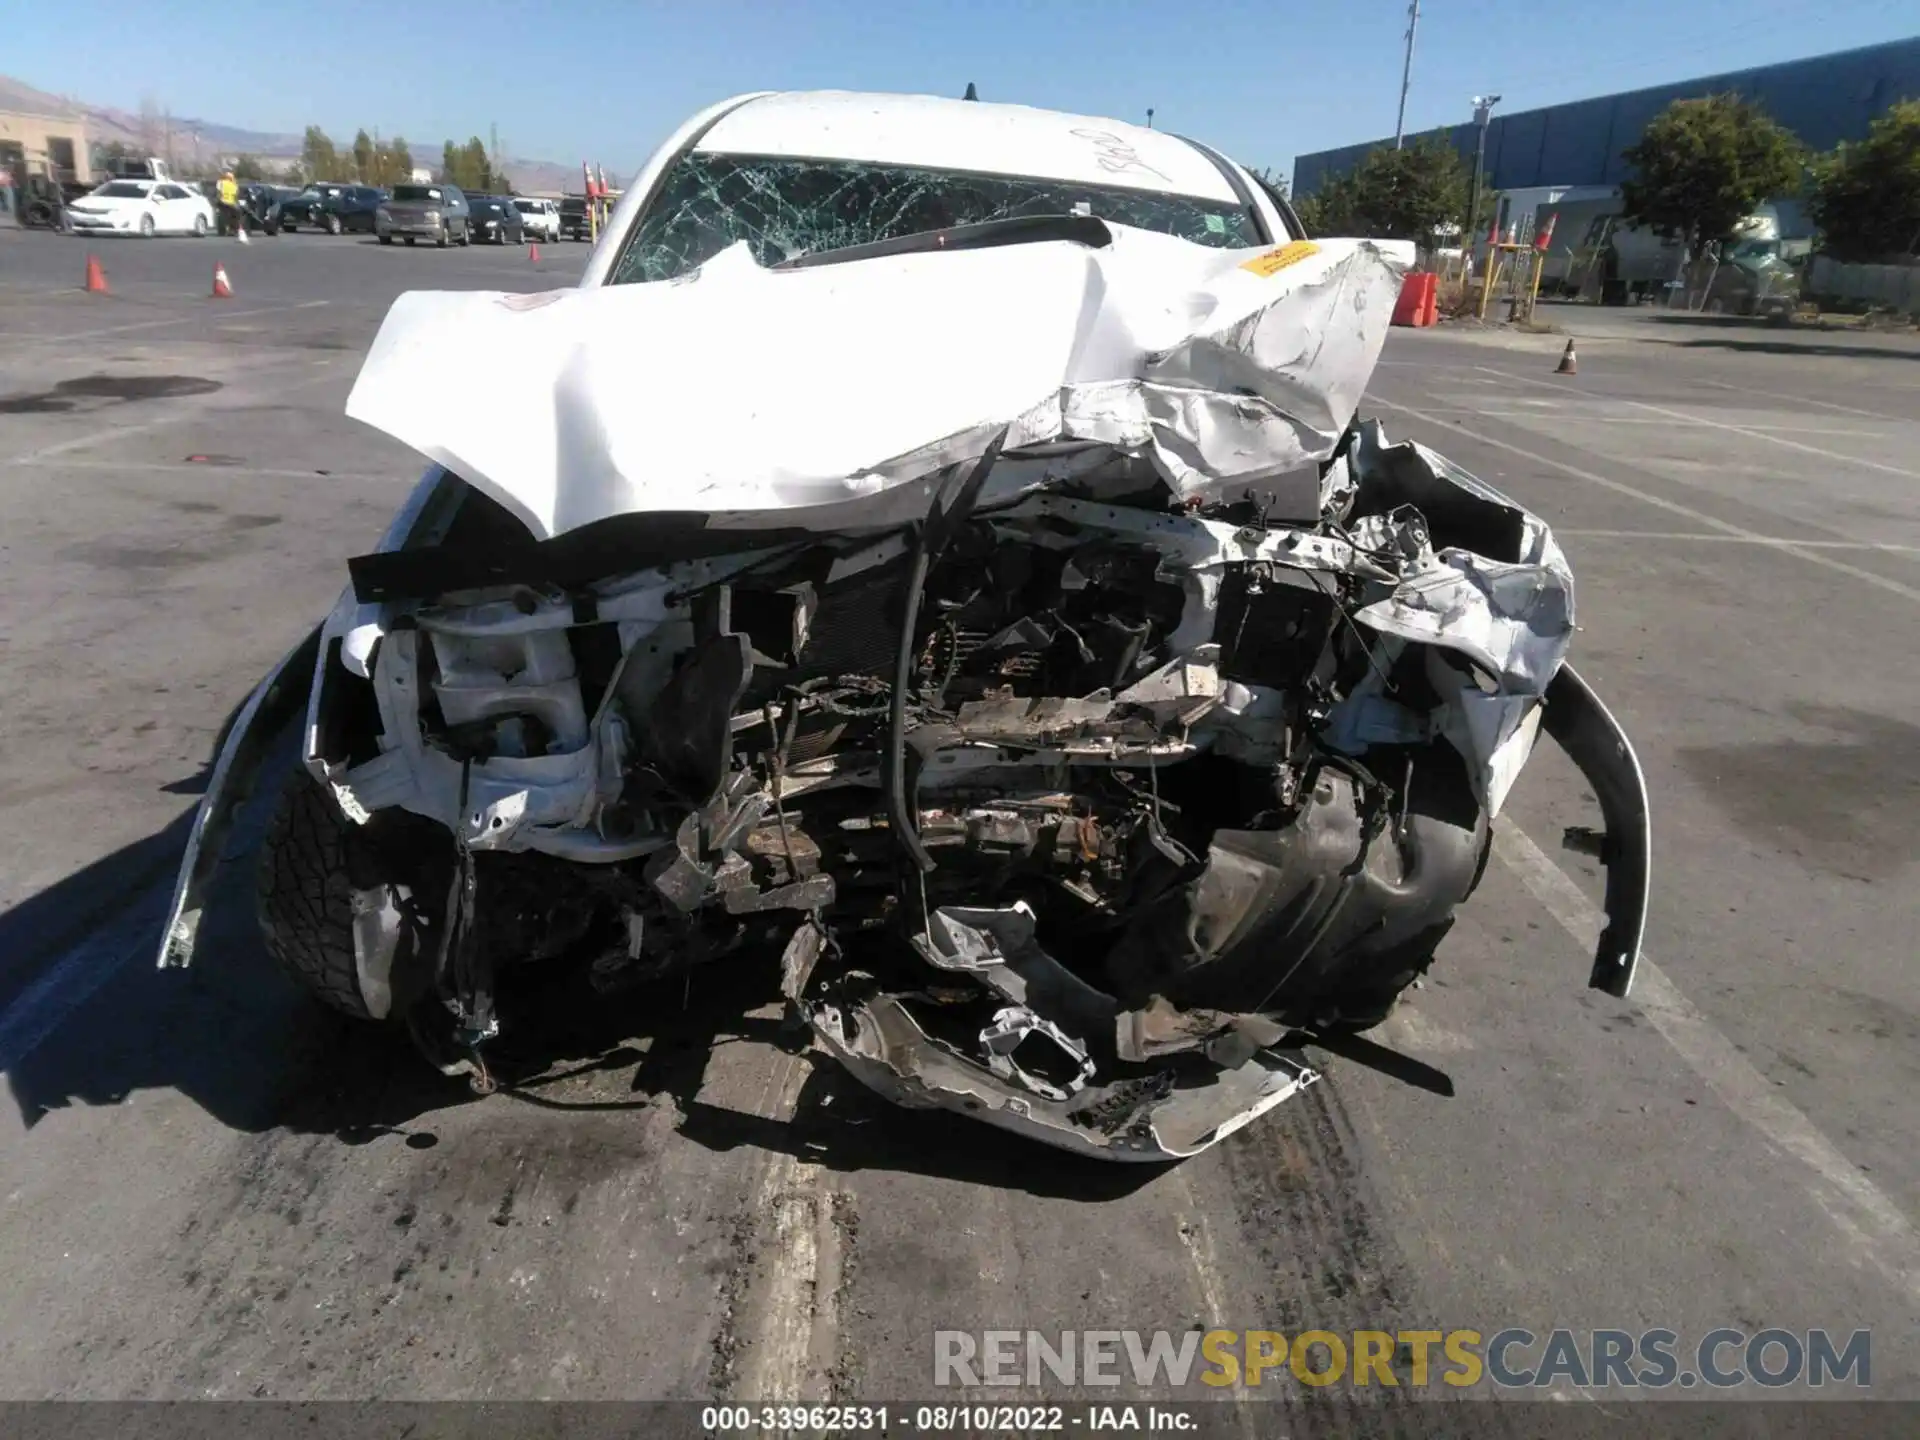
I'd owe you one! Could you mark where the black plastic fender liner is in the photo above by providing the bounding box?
[1541,662,1651,998]
[155,624,323,970]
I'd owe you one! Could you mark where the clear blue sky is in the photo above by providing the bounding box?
[10,0,1916,177]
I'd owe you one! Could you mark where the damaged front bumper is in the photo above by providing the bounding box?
[159,224,1651,1164]
[790,907,1321,1161]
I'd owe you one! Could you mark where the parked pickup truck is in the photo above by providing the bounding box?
[559,194,592,241]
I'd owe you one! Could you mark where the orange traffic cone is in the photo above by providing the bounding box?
[211,263,233,299]
[84,254,109,294]
[528,242,540,263]
[1554,338,1578,376]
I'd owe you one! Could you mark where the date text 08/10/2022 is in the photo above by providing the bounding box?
[700,1404,1199,1432]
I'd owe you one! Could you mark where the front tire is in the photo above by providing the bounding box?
[379,234,394,245]
[257,773,427,1023]
[326,213,343,236]
[139,213,155,238]
[193,214,208,237]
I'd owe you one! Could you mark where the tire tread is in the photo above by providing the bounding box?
[256,776,376,1020]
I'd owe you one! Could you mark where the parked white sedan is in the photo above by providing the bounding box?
[67,179,216,237]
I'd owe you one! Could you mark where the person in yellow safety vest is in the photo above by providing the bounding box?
[217,170,248,242]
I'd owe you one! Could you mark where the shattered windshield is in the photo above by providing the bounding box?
[607,152,1263,284]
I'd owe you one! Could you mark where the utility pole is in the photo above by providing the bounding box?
[1394,0,1420,148]
[1465,93,1501,257]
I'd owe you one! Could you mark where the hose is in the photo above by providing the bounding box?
[885,430,1008,875]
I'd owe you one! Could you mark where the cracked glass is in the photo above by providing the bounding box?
[607,152,1263,285]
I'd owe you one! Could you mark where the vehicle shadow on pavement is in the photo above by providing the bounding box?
[1,757,475,1138]
[1668,336,1920,361]
[489,957,1159,1202]
[1,787,1151,1199]
[1637,311,1920,360]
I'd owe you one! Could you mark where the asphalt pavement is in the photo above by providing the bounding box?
[0,226,1915,1422]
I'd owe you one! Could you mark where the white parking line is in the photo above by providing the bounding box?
[1620,397,1920,482]
[1694,375,1909,424]
[1493,820,1920,1304]
[1555,528,1920,553]
[0,886,170,1075]
[1468,364,1920,481]
[1367,394,1920,606]
[1172,1192,1258,1436]
[1466,412,1884,437]
[733,1051,841,1403]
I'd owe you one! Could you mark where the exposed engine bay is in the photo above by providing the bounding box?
[159,229,1649,1161]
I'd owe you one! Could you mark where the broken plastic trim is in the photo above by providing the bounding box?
[1541,662,1651,997]
[792,905,1321,1162]
[156,624,322,969]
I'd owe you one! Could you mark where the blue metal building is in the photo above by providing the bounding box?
[1291,37,1920,198]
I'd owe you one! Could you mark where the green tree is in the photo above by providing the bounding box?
[436,136,504,191]
[352,128,375,184]
[1810,99,1920,260]
[1292,136,1464,247]
[1620,94,1803,257]
[384,136,414,185]
[301,125,342,182]
[1295,168,1360,236]
[230,153,266,182]
[464,136,494,192]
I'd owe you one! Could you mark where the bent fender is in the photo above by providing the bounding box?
[156,625,322,970]
[1541,662,1651,997]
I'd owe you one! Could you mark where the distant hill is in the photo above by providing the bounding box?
[0,73,599,194]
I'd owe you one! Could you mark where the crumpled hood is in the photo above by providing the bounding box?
[345,227,1411,541]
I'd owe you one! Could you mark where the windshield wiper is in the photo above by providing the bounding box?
[774,213,1113,271]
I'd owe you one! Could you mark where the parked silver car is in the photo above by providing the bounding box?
[376,182,471,247]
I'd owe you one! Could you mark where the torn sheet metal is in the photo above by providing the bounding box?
[1346,421,1574,697]
[808,986,1318,1162]
[344,230,1410,540]
[801,904,1319,1162]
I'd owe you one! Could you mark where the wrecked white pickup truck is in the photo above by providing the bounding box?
[160,91,1649,1161]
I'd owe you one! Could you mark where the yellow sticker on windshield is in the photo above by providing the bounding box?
[1241,241,1320,277]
